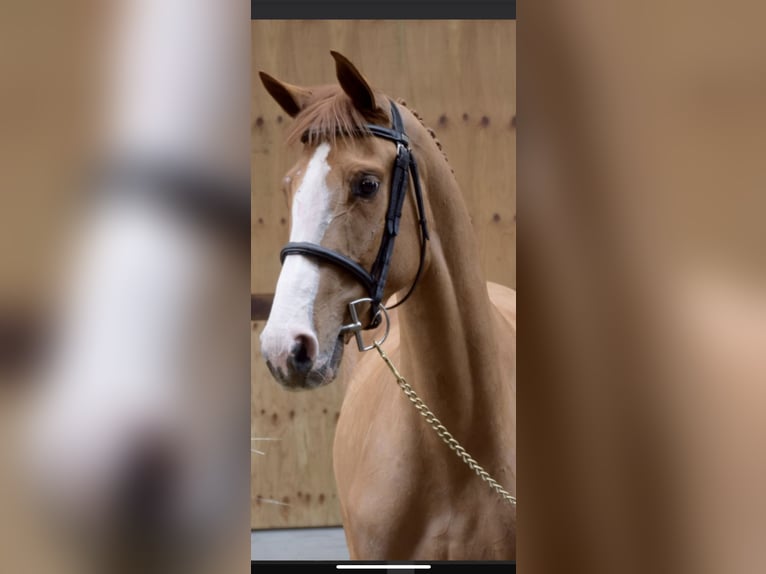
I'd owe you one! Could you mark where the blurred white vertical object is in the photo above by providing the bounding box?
[106,0,249,179]
[21,1,250,573]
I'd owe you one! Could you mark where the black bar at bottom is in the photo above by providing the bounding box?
[251,562,516,573]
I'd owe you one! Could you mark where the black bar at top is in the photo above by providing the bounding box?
[251,1,516,20]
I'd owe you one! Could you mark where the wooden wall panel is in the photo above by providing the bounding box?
[251,321,347,529]
[251,20,515,529]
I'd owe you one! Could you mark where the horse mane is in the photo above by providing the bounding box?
[285,86,454,175]
[396,98,454,174]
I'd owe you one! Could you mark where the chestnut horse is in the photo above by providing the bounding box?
[259,52,516,560]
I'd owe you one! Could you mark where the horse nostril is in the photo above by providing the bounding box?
[288,334,316,375]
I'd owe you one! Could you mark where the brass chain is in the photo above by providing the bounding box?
[372,342,517,507]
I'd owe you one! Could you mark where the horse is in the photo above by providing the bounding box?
[258,51,516,560]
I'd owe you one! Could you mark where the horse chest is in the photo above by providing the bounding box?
[333,360,515,560]
[333,361,426,555]
[334,363,422,503]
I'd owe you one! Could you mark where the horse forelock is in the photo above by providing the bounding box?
[284,87,455,176]
[286,85,389,146]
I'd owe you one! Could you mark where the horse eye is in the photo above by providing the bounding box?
[353,175,381,198]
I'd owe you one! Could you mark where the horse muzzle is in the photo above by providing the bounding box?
[261,330,343,390]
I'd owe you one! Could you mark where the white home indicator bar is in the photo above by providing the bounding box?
[336,566,431,570]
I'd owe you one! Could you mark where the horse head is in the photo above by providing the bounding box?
[259,52,430,390]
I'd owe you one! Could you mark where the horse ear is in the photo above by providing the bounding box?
[259,71,312,118]
[330,51,377,114]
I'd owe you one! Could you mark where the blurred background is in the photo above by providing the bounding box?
[520,2,766,573]
[1,1,250,573]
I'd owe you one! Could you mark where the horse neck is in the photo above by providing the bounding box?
[395,143,503,441]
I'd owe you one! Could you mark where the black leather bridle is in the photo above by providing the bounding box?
[279,100,430,332]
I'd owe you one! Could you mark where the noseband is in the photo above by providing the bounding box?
[279,101,430,345]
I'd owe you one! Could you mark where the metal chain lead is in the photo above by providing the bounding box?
[373,342,517,507]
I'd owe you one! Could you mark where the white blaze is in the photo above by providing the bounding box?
[260,143,334,366]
